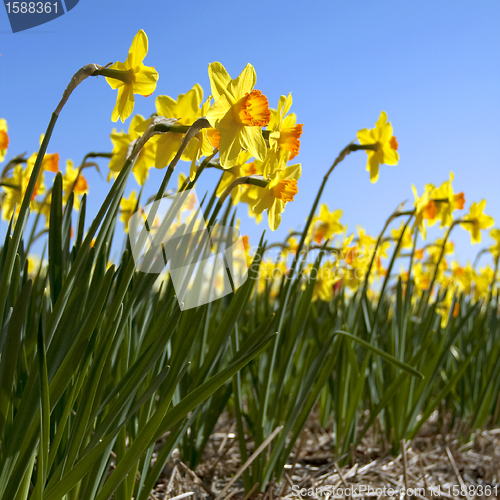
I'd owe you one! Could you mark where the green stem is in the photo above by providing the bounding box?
[0,113,58,322]
[259,141,377,438]
[92,67,134,85]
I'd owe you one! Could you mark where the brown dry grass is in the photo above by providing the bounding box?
[152,412,500,500]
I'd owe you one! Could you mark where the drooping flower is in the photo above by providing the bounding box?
[252,164,301,231]
[106,30,159,123]
[460,200,494,244]
[357,111,399,183]
[0,119,9,162]
[109,114,156,186]
[206,62,270,169]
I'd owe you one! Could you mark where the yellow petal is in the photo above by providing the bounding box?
[208,62,232,101]
[281,163,302,181]
[376,111,388,128]
[133,66,158,96]
[368,153,380,183]
[155,134,182,169]
[112,85,135,123]
[268,200,283,231]
[239,126,266,162]
[218,126,243,168]
[357,128,374,145]
[228,63,257,101]
[128,29,148,70]
[206,95,232,127]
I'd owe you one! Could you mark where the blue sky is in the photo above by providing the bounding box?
[1,0,499,266]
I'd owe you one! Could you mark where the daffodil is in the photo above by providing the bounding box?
[120,190,138,231]
[431,172,465,227]
[391,221,413,249]
[206,62,270,169]
[311,261,340,302]
[216,151,258,203]
[265,94,303,178]
[106,30,159,123]
[412,184,440,240]
[460,200,494,244]
[436,287,460,328]
[154,84,204,170]
[489,228,500,258]
[357,111,399,183]
[310,205,344,244]
[0,119,9,162]
[109,114,156,186]
[413,262,431,292]
[1,164,37,220]
[252,164,301,231]
[62,159,88,210]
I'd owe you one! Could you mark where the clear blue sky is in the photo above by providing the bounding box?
[1,0,499,265]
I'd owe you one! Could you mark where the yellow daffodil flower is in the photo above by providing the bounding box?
[0,119,9,162]
[436,287,460,328]
[411,184,440,239]
[430,172,465,228]
[120,190,138,232]
[216,151,258,203]
[106,30,159,123]
[413,262,431,292]
[1,164,37,220]
[109,114,156,186]
[62,159,88,210]
[460,200,494,244]
[206,62,270,169]
[357,111,399,183]
[311,205,344,244]
[311,261,340,302]
[252,164,301,231]
[265,93,303,178]
[489,228,500,258]
[391,221,413,249]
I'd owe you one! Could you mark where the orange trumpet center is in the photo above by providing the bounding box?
[389,136,398,150]
[235,90,270,127]
[43,153,60,173]
[74,175,88,194]
[271,179,298,202]
[423,200,437,220]
[279,124,303,160]
[453,192,465,210]
[0,130,9,150]
[206,127,220,149]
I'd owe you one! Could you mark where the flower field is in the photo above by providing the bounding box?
[0,30,499,499]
